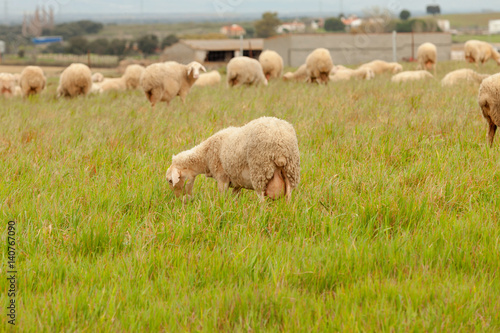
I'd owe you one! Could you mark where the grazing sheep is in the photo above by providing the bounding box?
[193,70,222,87]
[166,117,300,202]
[0,73,16,97]
[57,63,92,98]
[305,48,333,84]
[358,60,403,75]
[330,68,375,82]
[226,56,268,87]
[92,72,104,83]
[141,61,206,107]
[478,73,500,146]
[123,64,145,89]
[283,64,307,82]
[89,83,103,94]
[417,42,437,75]
[441,69,489,87]
[19,66,46,97]
[391,70,434,83]
[465,40,500,66]
[330,65,349,75]
[99,77,127,92]
[259,50,284,80]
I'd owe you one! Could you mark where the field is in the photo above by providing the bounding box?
[421,12,500,29]
[452,34,500,44]
[1,60,500,331]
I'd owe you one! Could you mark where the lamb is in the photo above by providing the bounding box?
[259,50,284,80]
[330,67,375,82]
[283,64,307,82]
[140,61,206,107]
[358,60,403,75]
[226,56,268,87]
[441,68,489,87]
[91,72,104,83]
[465,40,500,66]
[478,73,500,146]
[391,70,434,83]
[193,70,221,87]
[417,42,437,75]
[123,64,145,89]
[305,48,333,84]
[19,66,46,97]
[57,63,93,98]
[0,73,16,97]
[166,116,300,202]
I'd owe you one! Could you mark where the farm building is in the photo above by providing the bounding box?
[489,20,500,34]
[163,39,263,64]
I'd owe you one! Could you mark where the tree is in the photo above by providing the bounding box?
[161,34,179,49]
[399,10,411,20]
[88,38,109,54]
[136,34,159,55]
[65,36,88,55]
[324,17,345,32]
[108,39,128,55]
[254,12,281,38]
[426,5,440,15]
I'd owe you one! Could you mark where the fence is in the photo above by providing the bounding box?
[1,53,120,68]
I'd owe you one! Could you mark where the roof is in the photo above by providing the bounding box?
[179,39,263,51]
[221,24,246,32]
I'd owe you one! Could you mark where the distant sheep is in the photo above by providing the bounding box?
[441,68,489,87]
[166,116,300,201]
[330,68,375,82]
[305,48,333,84]
[283,64,308,82]
[57,63,92,98]
[140,61,206,107]
[465,40,500,66]
[0,73,16,97]
[19,66,46,97]
[193,70,221,87]
[99,77,127,92]
[391,70,434,83]
[417,42,437,74]
[123,64,145,89]
[330,65,349,75]
[92,72,104,83]
[226,56,268,87]
[478,73,500,146]
[259,50,284,80]
[358,60,403,75]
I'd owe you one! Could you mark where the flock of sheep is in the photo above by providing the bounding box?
[1,39,500,201]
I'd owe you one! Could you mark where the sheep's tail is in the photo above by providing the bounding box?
[275,156,287,168]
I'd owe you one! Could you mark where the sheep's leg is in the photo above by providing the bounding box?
[283,171,292,202]
[232,187,242,195]
[217,180,229,193]
[488,122,497,147]
[256,191,266,203]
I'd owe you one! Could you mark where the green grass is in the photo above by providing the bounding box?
[420,12,500,29]
[453,34,500,44]
[2,61,500,331]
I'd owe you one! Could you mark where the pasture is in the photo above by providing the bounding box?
[1,60,500,331]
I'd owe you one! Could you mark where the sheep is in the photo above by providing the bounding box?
[193,70,221,87]
[441,69,489,87]
[19,66,46,97]
[358,60,403,75]
[165,116,300,202]
[259,50,284,80]
[226,56,268,87]
[391,70,434,83]
[330,67,375,82]
[478,73,500,146]
[0,73,16,97]
[283,64,307,82]
[417,42,437,75]
[57,63,92,98]
[140,61,206,107]
[89,83,103,94]
[99,77,127,92]
[91,72,104,83]
[465,40,500,66]
[330,65,349,75]
[305,48,333,84]
[123,64,145,89]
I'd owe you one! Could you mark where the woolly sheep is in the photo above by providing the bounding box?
[358,60,403,75]
[441,69,489,87]
[92,72,104,83]
[99,77,127,92]
[417,42,437,75]
[140,61,206,107]
[193,70,221,87]
[19,66,46,97]
[283,64,307,82]
[478,73,500,146]
[0,73,16,97]
[391,70,434,83]
[89,83,103,94]
[259,50,284,80]
[465,40,500,66]
[123,64,145,89]
[305,48,333,84]
[330,65,349,75]
[166,116,300,202]
[226,56,268,87]
[57,63,92,98]
[330,68,375,82]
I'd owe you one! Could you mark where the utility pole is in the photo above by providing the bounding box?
[339,0,343,16]
[4,0,8,26]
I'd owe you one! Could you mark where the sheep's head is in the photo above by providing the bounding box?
[392,63,403,73]
[187,62,207,79]
[166,163,196,200]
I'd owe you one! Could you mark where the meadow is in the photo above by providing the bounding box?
[1,60,500,331]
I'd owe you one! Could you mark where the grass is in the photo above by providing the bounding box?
[420,12,500,29]
[452,34,500,44]
[1,60,500,331]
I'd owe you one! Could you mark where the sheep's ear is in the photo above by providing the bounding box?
[171,167,181,186]
[187,66,193,76]
[200,65,207,73]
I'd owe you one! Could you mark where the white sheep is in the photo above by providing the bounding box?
[391,70,434,83]
[441,69,489,87]
[358,60,403,75]
[0,73,16,97]
[417,42,437,75]
[283,64,307,82]
[123,64,145,89]
[305,48,333,84]
[166,116,300,202]
[226,56,268,87]
[465,40,500,66]
[330,67,375,82]
[91,72,104,83]
[19,66,46,97]
[478,73,500,146]
[99,77,127,92]
[259,50,284,80]
[193,70,221,87]
[57,63,93,98]
[140,61,206,107]
[330,65,349,75]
